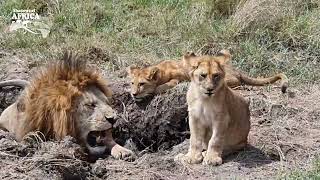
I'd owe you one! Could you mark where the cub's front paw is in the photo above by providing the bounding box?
[174,152,203,164]
[111,144,136,161]
[203,154,222,166]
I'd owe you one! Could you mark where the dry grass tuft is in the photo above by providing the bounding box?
[231,0,312,34]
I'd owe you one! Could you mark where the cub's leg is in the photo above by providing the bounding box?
[203,120,228,166]
[180,116,206,164]
[155,79,180,94]
[202,128,211,151]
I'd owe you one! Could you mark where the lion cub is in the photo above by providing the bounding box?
[127,61,188,102]
[127,51,288,102]
[177,54,250,165]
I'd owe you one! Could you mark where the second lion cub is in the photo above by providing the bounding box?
[178,54,250,165]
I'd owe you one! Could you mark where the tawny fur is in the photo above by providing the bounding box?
[184,50,288,93]
[127,60,188,101]
[176,54,250,165]
[127,50,288,101]
[0,52,135,160]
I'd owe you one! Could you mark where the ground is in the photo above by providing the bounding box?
[0,51,319,180]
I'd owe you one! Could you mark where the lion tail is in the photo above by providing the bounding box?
[240,73,288,93]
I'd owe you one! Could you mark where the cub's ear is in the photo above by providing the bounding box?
[216,49,231,65]
[184,51,197,58]
[147,67,159,80]
[183,52,199,70]
[126,65,137,75]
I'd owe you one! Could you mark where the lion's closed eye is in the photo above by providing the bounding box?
[85,103,96,109]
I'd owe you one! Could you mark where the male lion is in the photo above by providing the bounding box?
[127,50,288,102]
[0,52,135,160]
[176,54,250,165]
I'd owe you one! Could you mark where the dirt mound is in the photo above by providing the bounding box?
[111,80,189,152]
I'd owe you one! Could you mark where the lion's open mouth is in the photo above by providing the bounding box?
[86,130,108,157]
[87,130,107,147]
[205,92,213,96]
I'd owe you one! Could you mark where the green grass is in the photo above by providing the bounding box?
[282,158,320,179]
[0,0,319,84]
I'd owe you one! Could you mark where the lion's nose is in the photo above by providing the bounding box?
[132,92,138,96]
[105,117,117,125]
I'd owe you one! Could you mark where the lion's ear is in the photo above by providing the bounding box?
[216,49,231,65]
[147,67,159,80]
[17,98,26,112]
[126,65,137,75]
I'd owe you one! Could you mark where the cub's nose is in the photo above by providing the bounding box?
[132,92,138,97]
[207,88,214,92]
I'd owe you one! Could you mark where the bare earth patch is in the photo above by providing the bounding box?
[0,52,319,179]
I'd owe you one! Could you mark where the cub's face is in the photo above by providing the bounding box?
[192,60,225,98]
[127,66,159,102]
[183,50,230,98]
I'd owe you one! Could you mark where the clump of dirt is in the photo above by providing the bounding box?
[110,80,189,152]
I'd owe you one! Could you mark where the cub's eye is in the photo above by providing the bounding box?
[200,74,207,78]
[139,82,145,86]
[213,74,220,80]
[131,82,134,85]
